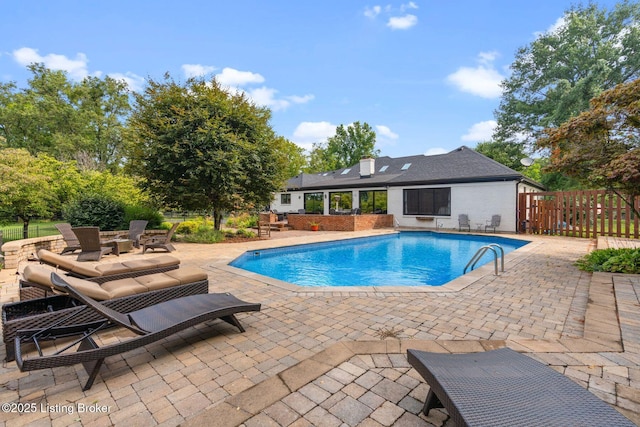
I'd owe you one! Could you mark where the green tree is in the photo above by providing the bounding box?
[0,149,58,237]
[306,121,379,172]
[474,140,528,171]
[494,1,640,147]
[273,136,306,179]
[0,64,131,170]
[537,78,640,214]
[128,74,288,230]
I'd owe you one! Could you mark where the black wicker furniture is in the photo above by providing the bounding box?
[407,347,635,427]
[14,273,261,391]
[4,265,209,361]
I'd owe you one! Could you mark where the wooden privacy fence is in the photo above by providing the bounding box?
[518,190,640,239]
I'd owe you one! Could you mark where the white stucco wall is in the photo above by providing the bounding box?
[271,180,520,233]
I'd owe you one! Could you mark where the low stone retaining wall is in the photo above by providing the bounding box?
[0,230,167,270]
[287,214,394,231]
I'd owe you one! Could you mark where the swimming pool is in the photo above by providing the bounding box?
[230,232,529,287]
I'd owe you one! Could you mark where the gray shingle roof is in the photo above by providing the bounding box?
[286,146,538,190]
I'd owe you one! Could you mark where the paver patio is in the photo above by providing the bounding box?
[0,230,639,426]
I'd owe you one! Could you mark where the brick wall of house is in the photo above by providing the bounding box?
[287,214,393,231]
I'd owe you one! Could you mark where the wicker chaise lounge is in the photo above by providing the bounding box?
[36,249,180,283]
[54,223,82,255]
[3,265,209,361]
[14,273,261,391]
[407,347,635,426]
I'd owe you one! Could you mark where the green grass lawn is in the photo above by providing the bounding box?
[0,220,60,243]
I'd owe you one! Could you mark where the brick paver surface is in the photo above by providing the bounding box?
[1,230,639,426]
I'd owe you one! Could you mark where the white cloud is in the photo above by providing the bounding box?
[292,121,336,150]
[216,67,265,86]
[12,47,92,80]
[461,120,497,142]
[387,14,418,30]
[376,125,399,140]
[364,5,381,19]
[446,51,504,99]
[424,147,448,156]
[534,16,566,38]
[182,64,217,78]
[108,72,145,92]
[400,2,419,11]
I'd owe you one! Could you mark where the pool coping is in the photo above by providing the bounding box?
[208,230,541,293]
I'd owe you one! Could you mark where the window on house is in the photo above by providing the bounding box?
[379,165,389,172]
[401,163,412,170]
[281,194,291,205]
[341,168,351,175]
[304,192,324,214]
[360,190,388,214]
[403,188,451,216]
[329,191,352,211]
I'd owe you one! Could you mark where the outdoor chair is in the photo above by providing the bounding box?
[407,347,635,427]
[34,248,180,284]
[142,222,179,254]
[458,214,471,232]
[72,226,113,261]
[55,223,82,255]
[485,214,501,232]
[116,220,148,248]
[14,273,261,391]
[5,264,209,361]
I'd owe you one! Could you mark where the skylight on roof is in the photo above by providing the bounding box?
[401,163,412,170]
[341,168,351,175]
[379,165,389,172]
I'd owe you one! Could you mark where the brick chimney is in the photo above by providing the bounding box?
[360,157,375,177]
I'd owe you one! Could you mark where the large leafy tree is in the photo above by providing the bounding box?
[0,149,61,239]
[537,78,640,214]
[0,64,130,170]
[128,74,288,229]
[306,121,379,172]
[494,1,640,148]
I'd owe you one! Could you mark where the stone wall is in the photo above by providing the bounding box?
[287,214,393,231]
[0,230,167,270]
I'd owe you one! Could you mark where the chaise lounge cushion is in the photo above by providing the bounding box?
[22,265,208,301]
[37,249,180,278]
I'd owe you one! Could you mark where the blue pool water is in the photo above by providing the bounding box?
[231,232,529,287]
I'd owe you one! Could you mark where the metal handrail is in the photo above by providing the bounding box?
[464,244,504,275]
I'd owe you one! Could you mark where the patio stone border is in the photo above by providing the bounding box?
[182,268,625,426]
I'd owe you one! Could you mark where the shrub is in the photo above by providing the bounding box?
[576,248,640,274]
[176,217,213,235]
[178,229,226,243]
[225,213,258,229]
[124,205,164,229]
[63,195,125,231]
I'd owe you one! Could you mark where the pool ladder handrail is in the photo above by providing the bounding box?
[464,244,504,275]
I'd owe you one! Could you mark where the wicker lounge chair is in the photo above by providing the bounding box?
[142,222,179,254]
[407,347,635,427]
[4,265,209,361]
[55,223,82,255]
[35,249,180,284]
[14,273,261,390]
[72,226,113,261]
[116,220,148,248]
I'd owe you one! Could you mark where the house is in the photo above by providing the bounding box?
[270,146,544,232]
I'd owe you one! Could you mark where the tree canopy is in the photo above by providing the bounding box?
[0,64,130,171]
[494,1,640,148]
[306,121,379,172]
[128,74,289,229]
[537,78,640,213]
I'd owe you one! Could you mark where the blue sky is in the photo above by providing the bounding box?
[1,1,621,159]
